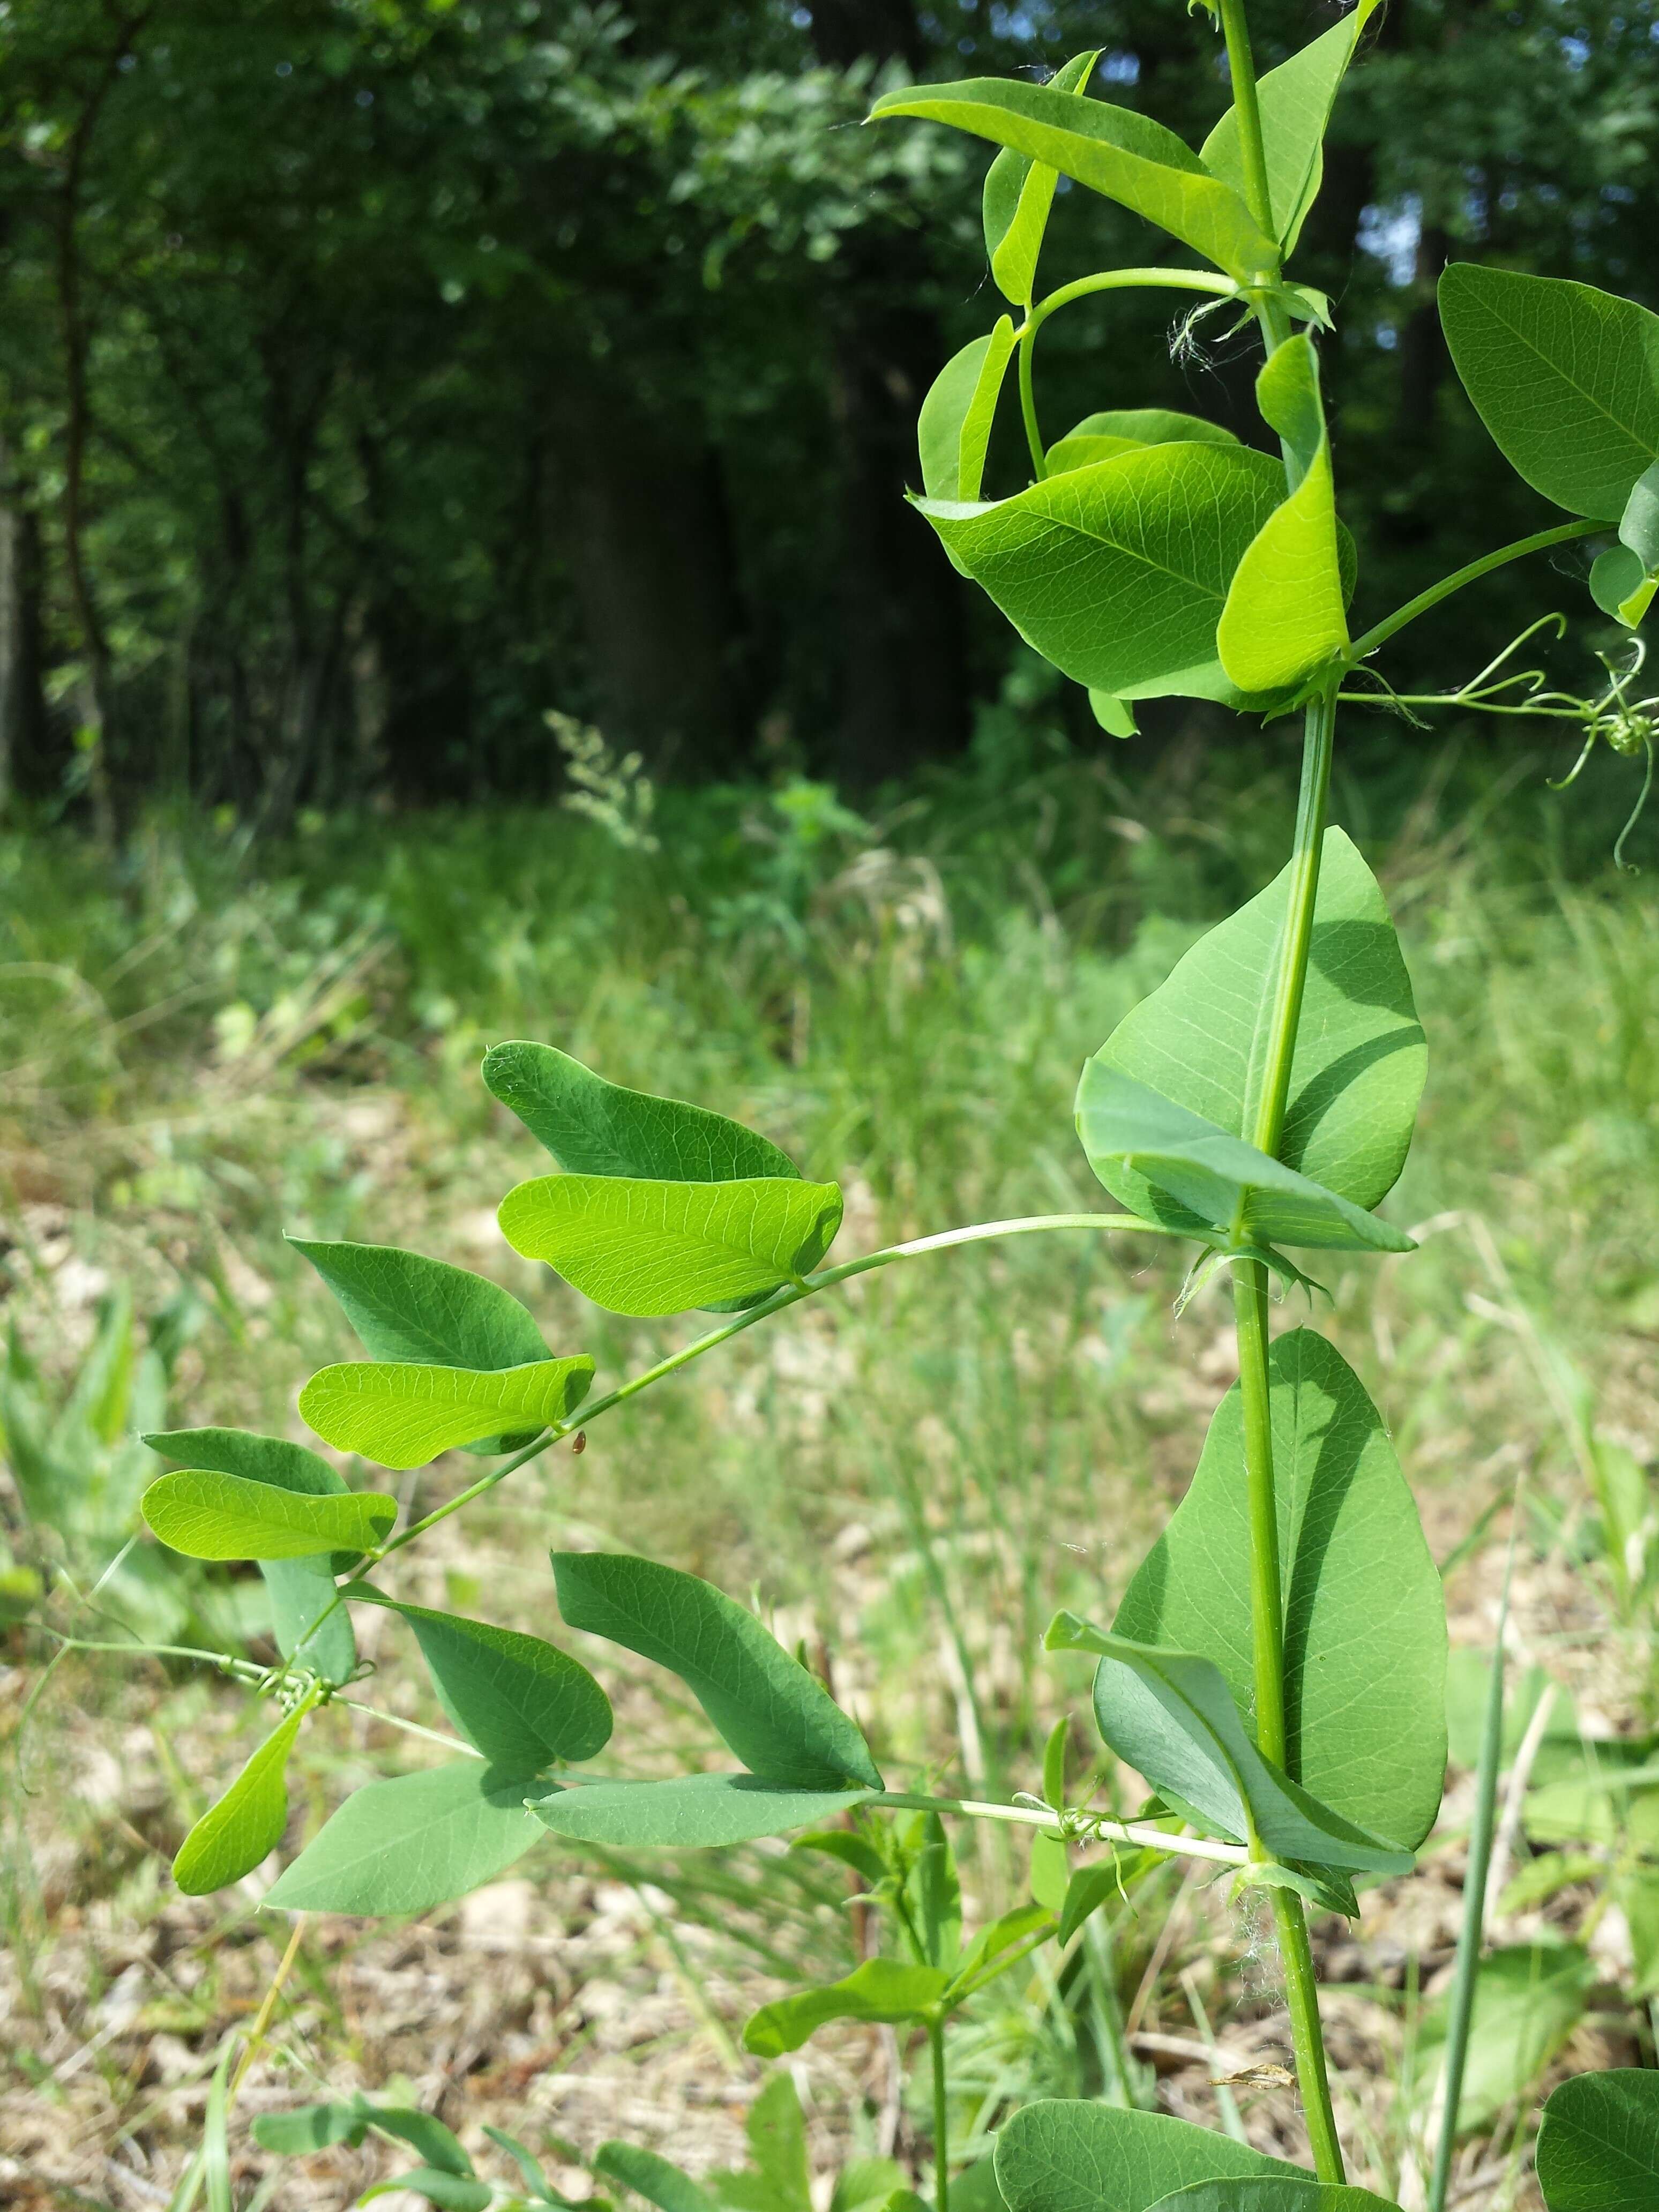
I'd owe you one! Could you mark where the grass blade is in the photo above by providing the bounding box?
[1426,1522,1518,2212]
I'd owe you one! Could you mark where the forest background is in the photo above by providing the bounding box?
[4,0,1657,819]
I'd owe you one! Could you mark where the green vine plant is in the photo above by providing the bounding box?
[32,2,1659,2208]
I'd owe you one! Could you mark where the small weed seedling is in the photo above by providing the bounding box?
[31,1,1659,2206]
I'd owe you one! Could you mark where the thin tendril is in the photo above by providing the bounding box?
[1613,734,1655,873]
[1548,728,1600,793]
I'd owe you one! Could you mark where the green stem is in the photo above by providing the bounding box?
[1217,0,1275,240]
[1228,669,1346,2183]
[930,2018,952,2212]
[1216,0,1289,356]
[879,1791,1250,1867]
[1250,682,1338,1160]
[1014,268,1239,481]
[1232,1261,1286,1767]
[1272,1888,1346,2179]
[1349,520,1596,661]
[377,1212,1162,1559]
[1018,318,1045,479]
[1026,266,1237,340]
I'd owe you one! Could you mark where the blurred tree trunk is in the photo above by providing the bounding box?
[806,0,969,786]
[548,372,745,779]
[0,449,49,811]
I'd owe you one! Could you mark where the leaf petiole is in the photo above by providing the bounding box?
[1349,520,1597,661]
[374,1211,1168,1561]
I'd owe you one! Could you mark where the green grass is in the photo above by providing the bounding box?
[3,719,1657,2204]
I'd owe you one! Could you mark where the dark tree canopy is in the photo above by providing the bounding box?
[1,0,1655,821]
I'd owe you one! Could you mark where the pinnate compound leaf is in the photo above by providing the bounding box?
[173,1705,307,1894]
[499,1175,841,1318]
[594,2144,722,2212]
[1046,1615,1413,1875]
[530,1776,873,1850]
[918,320,1018,501]
[263,1760,543,1914]
[298,1355,593,1470]
[1074,1066,1414,1254]
[552,1551,883,1789]
[871,78,1277,284]
[1116,1328,1446,1848]
[1047,408,1238,476]
[1438,264,1659,521]
[347,1587,612,1766]
[1201,0,1383,251]
[993,2102,1305,2212]
[1420,1944,1594,2138]
[744,1960,951,2056]
[1217,336,1349,693]
[361,2173,490,2211]
[982,49,1099,305]
[1088,828,1425,1217]
[1537,2069,1659,2211]
[146,1426,357,1681]
[143,1468,395,1560]
[1148,2187,1400,2212]
[918,443,1286,705]
[482,1040,798,1182]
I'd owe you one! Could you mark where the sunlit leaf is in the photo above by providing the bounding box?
[1047,408,1237,476]
[530,1773,874,1849]
[918,321,1018,501]
[1088,828,1425,1217]
[871,78,1277,284]
[174,1705,307,1894]
[982,50,1100,306]
[1216,335,1349,693]
[1046,1615,1414,1875]
[551,1551,883,1789]
[1116,1328,1446,1848]
[743,1959,951,2056]
[917,442,1286,704]
[1439,264,1659,521]
[263,1760,543,1914]
[1201,0,1383,251]
[1537,2069,1659,2211]
[298,1355,593,1469]
[146,1426,358,1681]
[499,1175,842,1318]
[142,1467,396,1560]
[347,1586,612,1766]
[994,2102,1305,2212]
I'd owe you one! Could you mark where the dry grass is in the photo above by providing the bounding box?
[4,756,1658,2210]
